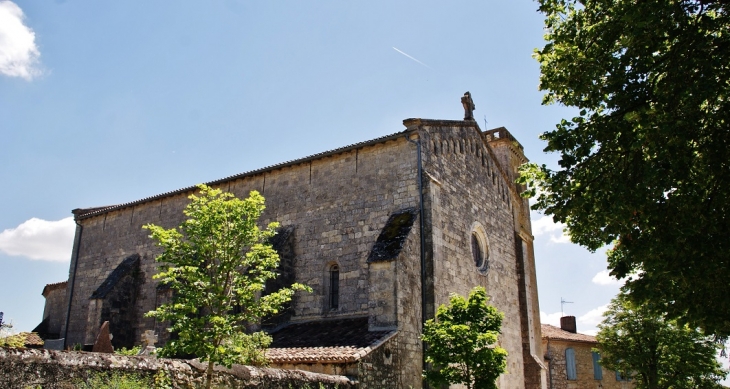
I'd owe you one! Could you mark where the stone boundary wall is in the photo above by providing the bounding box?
[0,347,356,389]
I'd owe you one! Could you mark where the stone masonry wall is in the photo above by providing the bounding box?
[43,286,68,337]
[358,333,398,389]
[394,215,423,389]
[543,340,634,389]
[0,347,355,389]
[414,120,526,388]
[61,137,421,349]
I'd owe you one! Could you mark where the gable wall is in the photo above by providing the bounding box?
[418,122,526,388]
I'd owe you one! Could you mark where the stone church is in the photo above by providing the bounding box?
[38,98,546,388]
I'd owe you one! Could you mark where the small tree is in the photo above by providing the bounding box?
[421,286,507,389]
[145,184,310,389]
[596,293,726,389]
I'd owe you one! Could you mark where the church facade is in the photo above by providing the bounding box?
[48,115,545,388]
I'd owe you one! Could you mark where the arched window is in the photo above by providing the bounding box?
[329,264,339,310]
[470,222,490,275]
[472,233,484,268]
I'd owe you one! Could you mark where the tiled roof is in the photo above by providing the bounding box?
[266,317,395,364]
[541,324,597,344]
[2,332,45,347]
[42,281,67,296]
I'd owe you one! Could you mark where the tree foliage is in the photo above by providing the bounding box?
[0,312,24,348]
[145,185,310,388]
[596,293,726,389]
[421,287,507,389]
[520,0,730,336]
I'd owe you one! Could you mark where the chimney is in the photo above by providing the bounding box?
[560,316,577,333]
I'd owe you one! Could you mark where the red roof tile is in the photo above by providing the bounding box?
[266,317,395,364]
[2,332,45,347]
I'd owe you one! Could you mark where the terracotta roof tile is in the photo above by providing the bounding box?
[266,317,395,364]
[541,324,597,344]
[2,332,45,347]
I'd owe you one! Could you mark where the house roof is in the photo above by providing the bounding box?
[2,332,45,348]
[541,324,597,344]
[266,317,395,364]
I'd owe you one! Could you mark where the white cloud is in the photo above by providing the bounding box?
[0,217,75,261]
[578,304,609,331]
[531,215,570,243]
[591,269,624,286]
[540,311,563,327]
[0,1,41,80]
[542,305,610,335]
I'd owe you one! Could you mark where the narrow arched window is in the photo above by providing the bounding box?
[472,233,484,268]
[329,264,339,310]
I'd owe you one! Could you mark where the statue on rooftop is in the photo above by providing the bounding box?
[461,91,476,121]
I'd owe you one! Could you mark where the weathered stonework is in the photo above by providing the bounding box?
[0,347,355,389]
[48,117,546,388]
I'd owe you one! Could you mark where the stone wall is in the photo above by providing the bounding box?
[357,333,398,389]
[42,284,68,338]
[543,340,634,389]
[411,119,527,388]
[0,347,355,389]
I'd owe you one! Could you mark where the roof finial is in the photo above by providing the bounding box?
[461,91,475,121]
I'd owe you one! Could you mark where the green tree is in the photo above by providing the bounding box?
[520,0,730,336]
[596,293,726,389]
[145,184,310,389]
[421,287,507,389]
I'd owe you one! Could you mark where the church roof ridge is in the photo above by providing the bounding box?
[74,128,413,220]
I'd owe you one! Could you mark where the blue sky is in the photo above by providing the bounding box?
[0,1,620,338]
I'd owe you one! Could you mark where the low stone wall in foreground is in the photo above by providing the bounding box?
[0,347,356,389]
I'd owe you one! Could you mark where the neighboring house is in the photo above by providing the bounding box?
[37,106,546,388]
[542,316,634,389]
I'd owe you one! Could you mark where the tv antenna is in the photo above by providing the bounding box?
[561,297,574,316]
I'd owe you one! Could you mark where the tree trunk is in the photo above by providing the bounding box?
[205,359,214,389]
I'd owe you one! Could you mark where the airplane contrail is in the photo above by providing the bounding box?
[392,47,431,69]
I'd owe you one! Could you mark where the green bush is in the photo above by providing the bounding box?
[115,345,142,356]
[75,371,151,389]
